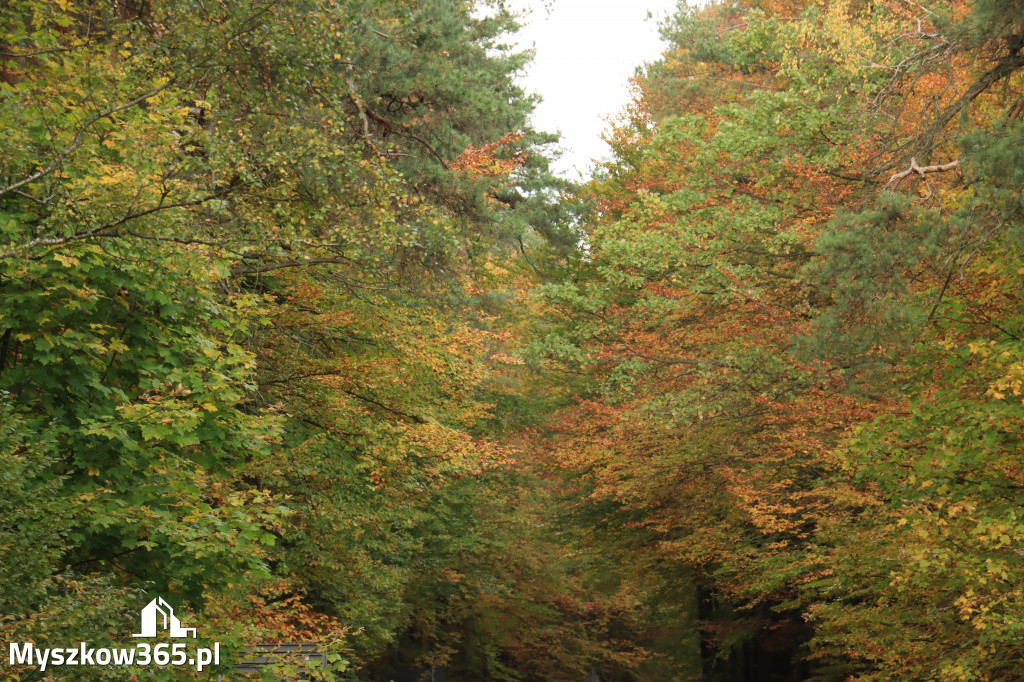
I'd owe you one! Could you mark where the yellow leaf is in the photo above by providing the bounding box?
[54,253,80,267]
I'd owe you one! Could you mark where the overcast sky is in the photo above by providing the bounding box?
[505,0,684,179]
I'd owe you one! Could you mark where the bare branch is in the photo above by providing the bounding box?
[230,257,353,276]
[344,76,450,168]
[886,157,960,189]
[345,77,375,147]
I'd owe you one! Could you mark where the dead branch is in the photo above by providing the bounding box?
[344,75,449,168]
[345,77,374,146]
[886,157,960,188]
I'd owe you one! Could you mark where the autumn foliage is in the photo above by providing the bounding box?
[526,0,1024,679]
[2,0,1024,680]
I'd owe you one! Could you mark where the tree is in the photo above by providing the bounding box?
[1,0,571,677]
[530,0,1024,678]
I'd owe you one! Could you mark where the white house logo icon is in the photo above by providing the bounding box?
[132,597,196,638]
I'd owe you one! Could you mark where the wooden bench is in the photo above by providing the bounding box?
[217,643,325,679]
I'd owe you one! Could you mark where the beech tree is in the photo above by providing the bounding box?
[1,0,574,678]
[532,0,1024,679]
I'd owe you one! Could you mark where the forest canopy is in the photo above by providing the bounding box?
[1,0,1023,680]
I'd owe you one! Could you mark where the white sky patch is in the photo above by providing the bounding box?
[507,0,684,179]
